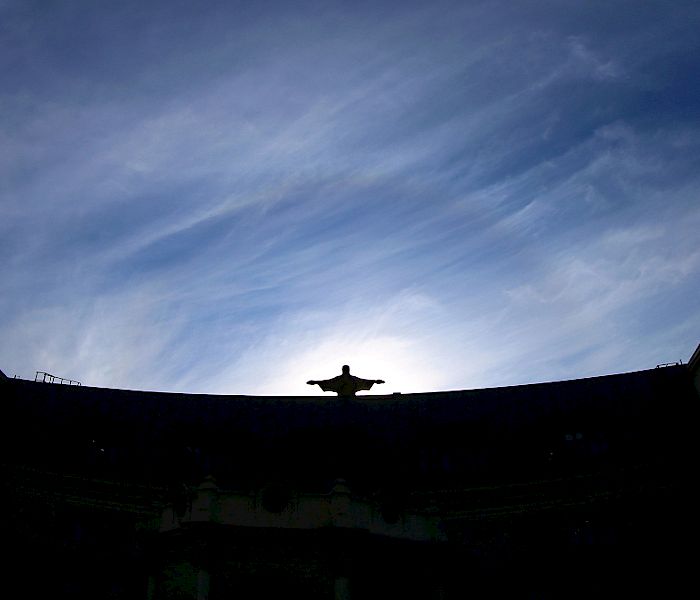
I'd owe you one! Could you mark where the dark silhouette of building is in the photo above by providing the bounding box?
[1,346,698,599]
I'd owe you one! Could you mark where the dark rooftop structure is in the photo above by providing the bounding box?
[2,346,698,599]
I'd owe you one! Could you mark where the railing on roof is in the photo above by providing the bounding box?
[655,361,683,368]
[35,371,82,386]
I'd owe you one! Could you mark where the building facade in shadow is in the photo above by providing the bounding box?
[1,345,699,599]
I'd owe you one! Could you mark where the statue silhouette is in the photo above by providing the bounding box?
[307,365,385,396]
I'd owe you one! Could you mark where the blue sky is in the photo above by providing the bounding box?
[1,0,699,395]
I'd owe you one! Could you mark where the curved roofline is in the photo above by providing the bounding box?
[4,363,688,402]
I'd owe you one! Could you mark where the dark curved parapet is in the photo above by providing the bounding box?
[2,365,697,494]
[2,363,698,600]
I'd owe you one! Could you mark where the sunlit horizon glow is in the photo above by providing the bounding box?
[1,1,699,395]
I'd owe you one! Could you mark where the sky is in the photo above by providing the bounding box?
[1,0,699,395]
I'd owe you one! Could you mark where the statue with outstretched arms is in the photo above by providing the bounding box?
[307,365,385,396]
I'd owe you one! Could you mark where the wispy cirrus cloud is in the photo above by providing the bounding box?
[1,1,698,392]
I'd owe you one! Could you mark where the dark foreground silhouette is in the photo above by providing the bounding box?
[2,351,698,599]
[307,364,385,396]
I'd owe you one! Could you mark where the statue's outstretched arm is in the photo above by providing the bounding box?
[375,379,385,384]
[307,380,317,385]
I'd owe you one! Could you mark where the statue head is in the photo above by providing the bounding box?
[342,365,350,374]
